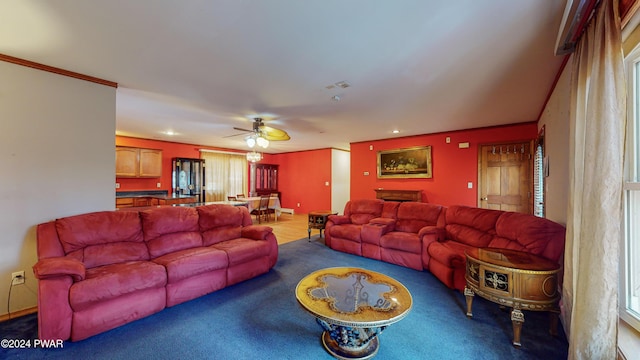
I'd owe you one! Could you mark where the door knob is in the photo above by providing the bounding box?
[481,197,488,201]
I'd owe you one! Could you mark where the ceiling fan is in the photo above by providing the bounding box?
[230,117,291,142]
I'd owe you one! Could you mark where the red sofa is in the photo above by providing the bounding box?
[325,199,445,270]
[32,204,278,341]
[427,205,566,291]
[325,201,565,292]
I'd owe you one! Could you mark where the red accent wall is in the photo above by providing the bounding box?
[264,149,332,213]
[350,123,538,207]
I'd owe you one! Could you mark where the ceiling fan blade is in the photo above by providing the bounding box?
[233,127,252,132]
[223,132,249,138]
[261,126,290,141]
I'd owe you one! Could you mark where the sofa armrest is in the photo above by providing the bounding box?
[33,257,85,282]
[241,225,274,240]
[368,217,396,233]
[419,226,445,241]
[327,215,350,225]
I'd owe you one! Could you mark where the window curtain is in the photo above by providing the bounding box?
[200,151,248,202]
[563,1,626,359]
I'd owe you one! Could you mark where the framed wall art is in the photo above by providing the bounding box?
[377,146,432,179]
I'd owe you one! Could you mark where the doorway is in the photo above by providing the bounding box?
[477,142,533,214]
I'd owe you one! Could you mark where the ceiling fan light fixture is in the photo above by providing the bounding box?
[256,136,269,148]
[246,136,256,148]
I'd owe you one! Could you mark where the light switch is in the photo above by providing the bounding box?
[468,182,473,189]
[446,137,451,143]
[325,181,330,186]
[363,171,370,176]
[115,183,120,189]
[157,182,161,188]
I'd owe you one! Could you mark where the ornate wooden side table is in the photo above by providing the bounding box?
[308,210,337,240]
[296,267,412,359]
[464,247,561,347]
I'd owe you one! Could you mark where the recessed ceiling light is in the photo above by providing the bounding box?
[392,130,400,134]
[163,130,176,136]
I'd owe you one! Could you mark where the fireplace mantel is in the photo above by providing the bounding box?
[374,189,422,202]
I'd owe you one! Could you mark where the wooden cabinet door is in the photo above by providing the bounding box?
[115,147,139,177]
[139,149,162,177]
[115,197,134,208]
[478,142,532,214]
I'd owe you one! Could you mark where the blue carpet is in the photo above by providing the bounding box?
[1,238,568,359]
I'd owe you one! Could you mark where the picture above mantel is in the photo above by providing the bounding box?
[377,146,432,179]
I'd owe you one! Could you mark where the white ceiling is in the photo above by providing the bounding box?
[0,0,567,153]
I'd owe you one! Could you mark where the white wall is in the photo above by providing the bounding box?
[0,61,116,316]
[538,57,572,225]
[331,149,350,214]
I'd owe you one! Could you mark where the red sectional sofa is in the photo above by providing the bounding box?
[325,199,445,271]
[325,200,565,291]
[32,204,278,341]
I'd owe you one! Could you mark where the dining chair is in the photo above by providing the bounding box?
[236,194,246,199]
[227,196,237,201]
[250,195,271,223]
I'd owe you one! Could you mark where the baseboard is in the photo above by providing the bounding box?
[279,208,294,215]
[0,306,37,323]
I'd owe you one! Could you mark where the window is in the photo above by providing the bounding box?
[622,46,640,331]
[200,151,248,201]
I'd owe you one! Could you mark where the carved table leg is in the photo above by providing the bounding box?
[464,286,474,318]
[510,308,525,347]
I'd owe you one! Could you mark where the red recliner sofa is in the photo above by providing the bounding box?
[325,199,445,270]
[33,204,278,341]
[426,205,566,291]
[325,201,566,292]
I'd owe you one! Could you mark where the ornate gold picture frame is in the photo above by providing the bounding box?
[377,146,432,179]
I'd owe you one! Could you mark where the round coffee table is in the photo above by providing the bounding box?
[295,267,412,359]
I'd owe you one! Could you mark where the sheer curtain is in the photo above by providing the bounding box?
[200,151,248,202]
[563,1,626,358]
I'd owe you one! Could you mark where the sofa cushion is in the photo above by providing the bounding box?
[69,261,166,312]
[444,206,502,248]
[56,211,147,268]
[211,238,272,266]
[328,224,363,242]
[491,211,566,262]
[380,232,421,253]
[152,247,228,284]
[348,199,384,225]
[198,205,246,246]
[395,202,443,233]
[141,207,202,258]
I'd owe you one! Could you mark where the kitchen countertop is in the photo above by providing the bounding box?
[116,191,197,199]
[116,201,249,211]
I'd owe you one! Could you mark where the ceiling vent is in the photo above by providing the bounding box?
[555,0,599,55]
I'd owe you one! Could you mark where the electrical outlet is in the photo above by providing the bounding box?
[12,271,25,285]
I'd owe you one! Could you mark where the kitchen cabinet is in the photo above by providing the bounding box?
[116,147,162,178]
[115,197,134,208]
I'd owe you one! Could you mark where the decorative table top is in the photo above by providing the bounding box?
[295,267,412,328]
[466,247,560,272]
